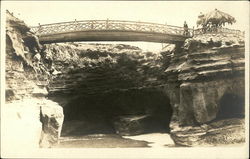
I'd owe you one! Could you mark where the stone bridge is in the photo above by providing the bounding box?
[31,20,194,44]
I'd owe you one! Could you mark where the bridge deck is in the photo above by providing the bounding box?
[31,20,194,44]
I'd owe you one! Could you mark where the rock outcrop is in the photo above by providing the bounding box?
[5,11,173,141]
[45,43,165,96]
[39,101,64,147]
[42,43,172,136]
[171,118,245,146]
[163,32,245,146]
[5,11,64,148]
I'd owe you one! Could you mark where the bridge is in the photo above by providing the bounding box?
[31,20,194,44]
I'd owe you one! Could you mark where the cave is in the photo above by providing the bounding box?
[60,88,173,137]
[217,93,245,120]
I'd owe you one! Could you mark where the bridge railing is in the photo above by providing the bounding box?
[30,20,194,37]
[194,27,244,37]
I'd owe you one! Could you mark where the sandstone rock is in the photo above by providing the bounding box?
[5,11,50,101]
[23,32,41,53]
[163,33,246,146]
[6,10,30,34]
[178,78,244,125]
[39,101,64,148]
[165,36,245,126]
[46,43,165,99]
[171,118,245,146]
[3,98,64,150]
[113,115,150,136]
[2,99,42,150]
[32,86,48,97]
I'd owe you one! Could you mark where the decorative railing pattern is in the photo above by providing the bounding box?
[30,20,194,37]
[31,20,244,39]
[194,27,245,37]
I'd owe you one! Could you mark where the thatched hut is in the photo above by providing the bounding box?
[197,9,236,31]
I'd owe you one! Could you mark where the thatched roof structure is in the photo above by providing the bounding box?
[196,12,206,27]
[197,9,236,27]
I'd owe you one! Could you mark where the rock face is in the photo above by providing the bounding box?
[113,114,170,136]
[171,118,245,146]
[5,11,64,148]
[45,43,165,96]
[43,43,172,136]
[39,101,64,147]
[114,115,150,135]
[163,32,245,146]
[2,100,42,150]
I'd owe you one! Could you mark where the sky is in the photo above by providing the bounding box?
[2,1,249,51]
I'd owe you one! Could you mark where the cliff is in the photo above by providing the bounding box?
[163,32,245,146]
[42,42,172,136]
[4,11,64,149]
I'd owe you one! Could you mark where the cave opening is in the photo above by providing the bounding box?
[60,88,173,137]
[217,93,245,120]
[44,42,175,147]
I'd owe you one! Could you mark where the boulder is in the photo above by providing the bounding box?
[39,101,64,148]
[113,115,151,136]
[2,100,42,151]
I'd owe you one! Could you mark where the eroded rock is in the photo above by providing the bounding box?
[39,101,64,148]
[171,118,245,146]
[2,98,64,149]
[5,11,64,149]
[165,33,245,146]
[113,115,150,136]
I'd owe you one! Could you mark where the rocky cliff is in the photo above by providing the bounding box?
[42,42,172,136]
[163,32,245,146]
[5,11,171,147]
[4,11,64,149]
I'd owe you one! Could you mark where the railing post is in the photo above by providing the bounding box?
[91,21,94,29]
[106,18,109,29]
[136,21,140,31]
[37,23,41,34]
[192,26,195,37]
[74,19,77,30]
[164,22,168,33]
[121,23,125,30]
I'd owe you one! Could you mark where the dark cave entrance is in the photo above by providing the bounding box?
[217,93,245,120]
[60,88,173,137]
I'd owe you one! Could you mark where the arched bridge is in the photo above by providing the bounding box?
[31,20,194,44]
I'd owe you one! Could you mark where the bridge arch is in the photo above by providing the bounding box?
[31,20,193,44]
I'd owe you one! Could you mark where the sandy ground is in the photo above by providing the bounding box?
[123,133,175,148]
[56,134,149,148]
[55,133,175,148]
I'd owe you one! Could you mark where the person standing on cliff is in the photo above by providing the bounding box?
[183,21,189,36]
